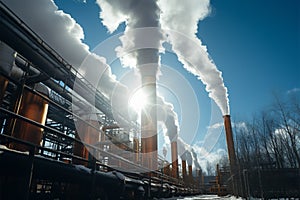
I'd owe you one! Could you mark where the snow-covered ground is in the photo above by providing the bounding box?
[159,195,299,200]
[158,195,243,200]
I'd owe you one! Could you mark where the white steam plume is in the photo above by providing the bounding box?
[191,147,201,170]
[177,137,194,166]
[96,0,164,76]
[178,137,202,168]
[158,0,230,115]
[156,95,179,142]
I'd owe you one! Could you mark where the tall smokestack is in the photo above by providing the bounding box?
[140,71,157,170]
[185,150,193,185]
[223,115,237,172]
[188,164,193,186]
[181,151,187,181]
[171,141,179,178]
[157,95,179,175]
[223,115,238,194]
[96,1,162,171]
[182,159,187,181]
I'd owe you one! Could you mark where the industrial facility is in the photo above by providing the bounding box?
[3,1,300,199]
[0,2,243,200]
[2,1,299,199]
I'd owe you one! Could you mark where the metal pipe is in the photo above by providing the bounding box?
[73,119,100,166]
[182,159,187,181]
[0,41,15,104]
[133,137,139,163]
[223,115,238,195]
[140,76,157,171]
[9,83,49,152]
[223,115,237,171]
[0,3,134,129]
[171,141,178,179]
[188,165,193,186]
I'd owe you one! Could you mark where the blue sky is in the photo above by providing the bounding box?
[51,0,299,166]
[53,0,300,117]
[198,0,300,119]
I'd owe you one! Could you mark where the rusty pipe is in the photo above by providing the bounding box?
[171,141,179,179]
[223,115,237,174]
[182,159,187,181]
[188,165,193,185]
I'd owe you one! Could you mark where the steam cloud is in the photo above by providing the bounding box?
[158,0,230,115]
[96,0,163,76]
[191,148,201,169]
[156,95,179,142]
[3,0,121,100]
[5,0,230,171]
[97,0,230,114]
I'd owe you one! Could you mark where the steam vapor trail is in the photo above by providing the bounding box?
[96,0,163,75]
[191,148,201,169]
[158,0,230,115]
[156,95,179,143]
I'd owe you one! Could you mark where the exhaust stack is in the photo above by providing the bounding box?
[223,115,239,194]
[181,159,187,181]
[188,164,193,186]
[171,141,179,178]
[140,74,157,171]
[223,115,237,173]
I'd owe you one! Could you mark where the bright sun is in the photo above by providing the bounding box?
[129,89,148,113]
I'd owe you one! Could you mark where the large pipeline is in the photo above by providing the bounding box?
[0,41,15,103]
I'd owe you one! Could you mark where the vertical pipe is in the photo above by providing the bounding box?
[223,115,237,171]
[188,165,193,186]
[171,141,179,179]
[182,159,187,181]
[133,137,139,163]
[10,84,49,152]
[223,115,238,195]
[73,119,100,165]
[0,76,8,103]
[141,76,157,171]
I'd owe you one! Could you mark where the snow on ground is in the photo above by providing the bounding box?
[158,195,243,200]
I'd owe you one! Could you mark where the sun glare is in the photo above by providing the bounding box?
[129,89,148,113]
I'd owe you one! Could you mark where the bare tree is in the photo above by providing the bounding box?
[273,95,300,167]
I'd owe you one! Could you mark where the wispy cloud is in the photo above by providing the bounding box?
[287,88,300,94]
[207,122,223,130]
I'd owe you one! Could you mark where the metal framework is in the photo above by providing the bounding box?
[0,1,202,199]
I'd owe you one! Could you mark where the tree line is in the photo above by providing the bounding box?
[233,93,300,170]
